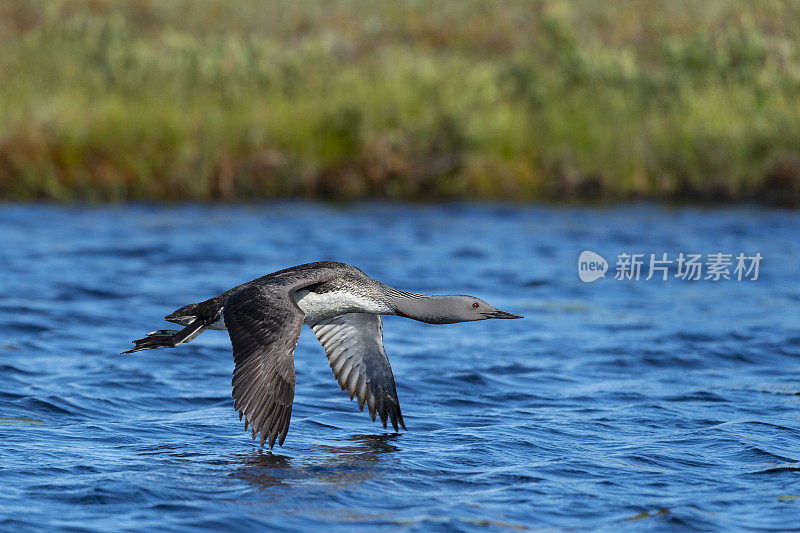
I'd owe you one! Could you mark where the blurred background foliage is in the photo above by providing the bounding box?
[1,0,799,204]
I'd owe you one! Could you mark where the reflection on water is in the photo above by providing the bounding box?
[233,434,400,489]
[309,433,402,460]
[233,451,292,488]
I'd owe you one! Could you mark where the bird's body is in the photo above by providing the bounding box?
[124,261,521,448]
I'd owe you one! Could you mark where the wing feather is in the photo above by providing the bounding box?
[224,285,303,449]
[356,374,368,410]
[311,313,406,431]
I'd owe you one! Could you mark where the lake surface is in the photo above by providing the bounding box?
[1,202,799,531]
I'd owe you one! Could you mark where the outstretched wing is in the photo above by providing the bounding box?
[311,313,405,431]
[224,285,303,448]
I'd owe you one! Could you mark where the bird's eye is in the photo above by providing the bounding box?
[473,303,479,308]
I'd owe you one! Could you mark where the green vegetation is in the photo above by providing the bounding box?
[1,0,800,204]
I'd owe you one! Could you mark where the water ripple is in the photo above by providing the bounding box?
[0,203,799,531]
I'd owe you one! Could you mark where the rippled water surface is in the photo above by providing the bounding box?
[1,203,800,531]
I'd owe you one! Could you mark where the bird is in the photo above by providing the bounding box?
[123,261,522,448]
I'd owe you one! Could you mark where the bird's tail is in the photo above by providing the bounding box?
[122,318,207,354]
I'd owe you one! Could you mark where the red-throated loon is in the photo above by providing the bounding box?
[123,261,522,448]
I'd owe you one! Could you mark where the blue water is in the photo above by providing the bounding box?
[1,202,799,531]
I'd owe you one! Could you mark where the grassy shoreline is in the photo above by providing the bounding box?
[2,1,800,205]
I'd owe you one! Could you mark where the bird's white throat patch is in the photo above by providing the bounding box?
[294,289,392,324]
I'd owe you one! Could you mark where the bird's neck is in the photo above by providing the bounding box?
[388,289,459,324]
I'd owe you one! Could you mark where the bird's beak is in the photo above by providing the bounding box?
[483,310,523,319]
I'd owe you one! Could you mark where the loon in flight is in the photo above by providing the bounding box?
[123,261,522,448]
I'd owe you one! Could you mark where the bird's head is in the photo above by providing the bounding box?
[452,295,524,323]
[395,294,523,324]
